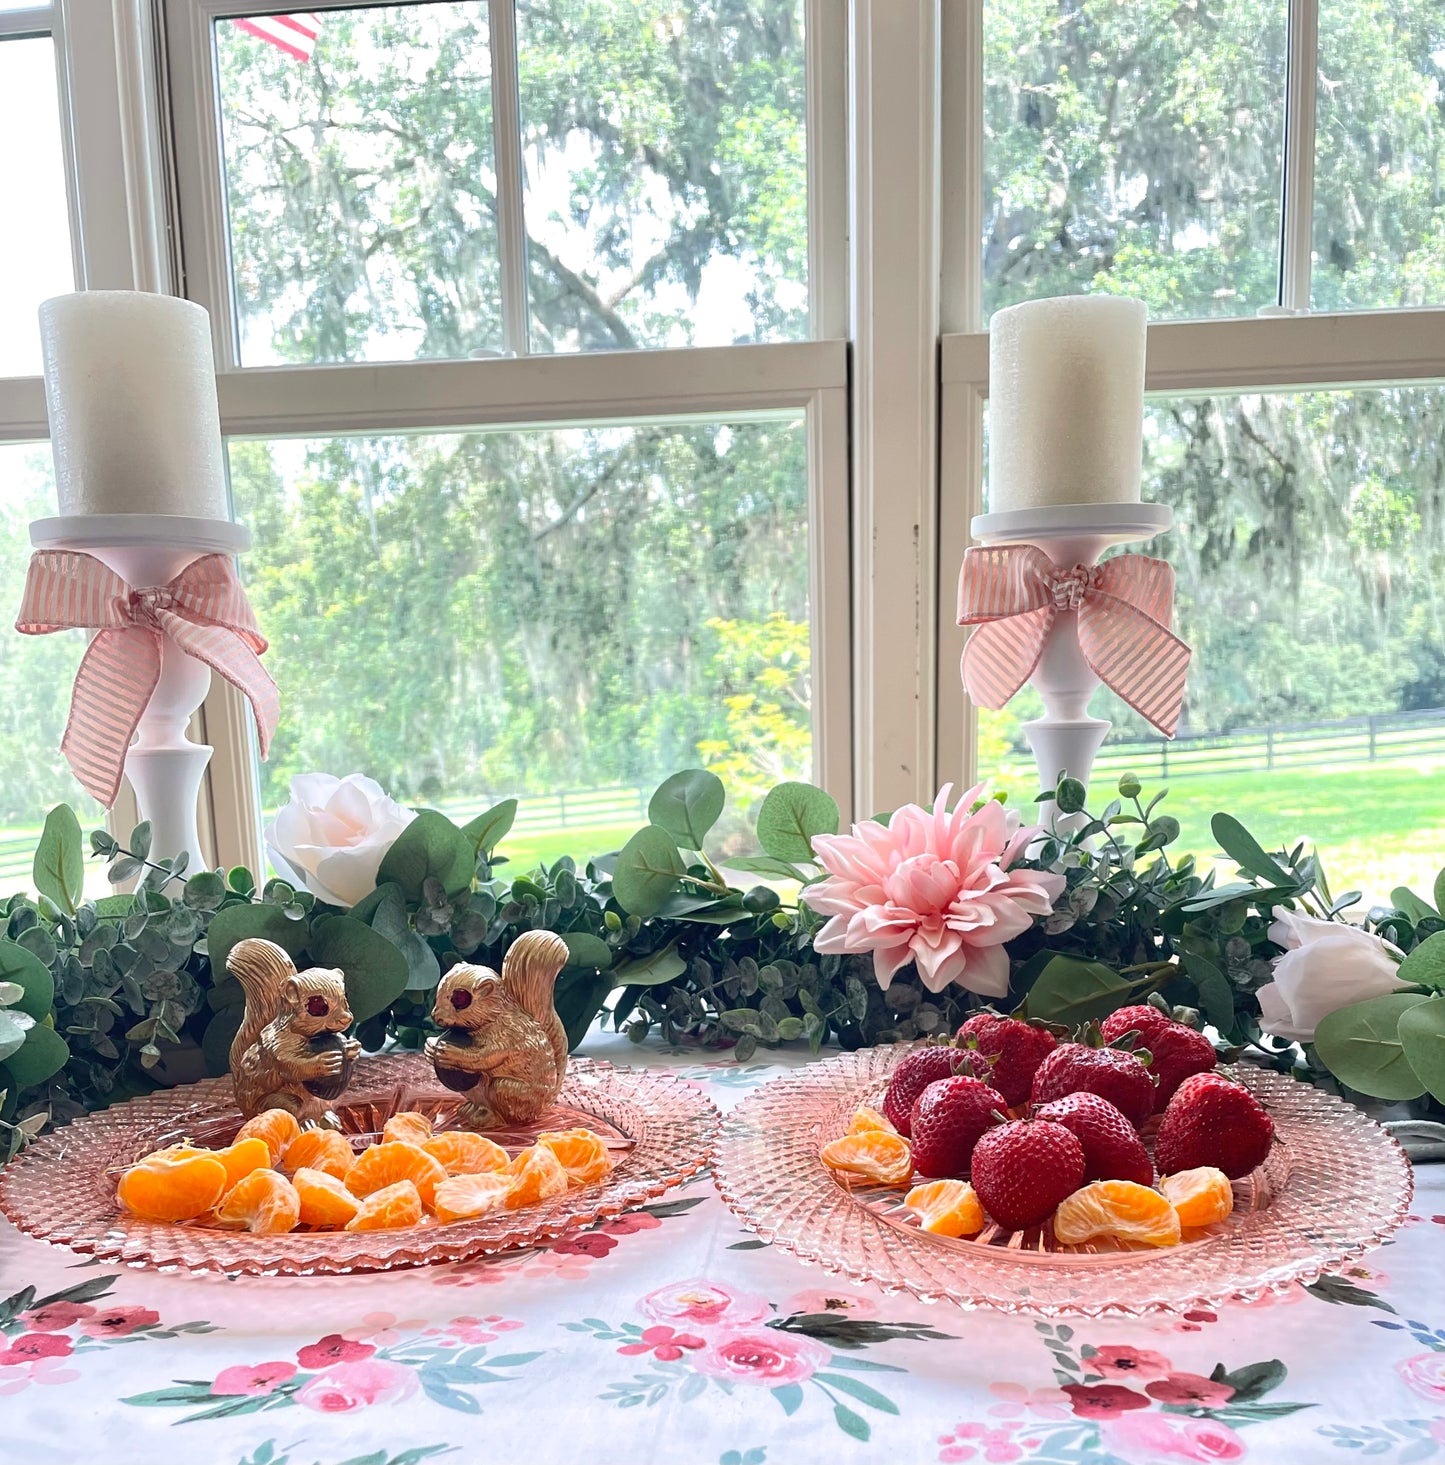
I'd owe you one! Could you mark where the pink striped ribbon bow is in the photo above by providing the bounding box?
[15,550,279,807]
[957,545,1191,738]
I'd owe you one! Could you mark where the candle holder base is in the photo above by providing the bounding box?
[30,513,251,869]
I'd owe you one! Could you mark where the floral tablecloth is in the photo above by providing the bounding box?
[2,1036,1443,1465]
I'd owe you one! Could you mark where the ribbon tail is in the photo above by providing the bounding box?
[161,615,280,758]
[1077,599,1191,737]
[960,607,1056,709]
[61,628,161,807]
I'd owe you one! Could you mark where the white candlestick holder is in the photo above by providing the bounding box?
[30,513,251,871]
[969,502,1175,830]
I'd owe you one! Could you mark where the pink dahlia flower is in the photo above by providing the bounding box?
[804,784,1064,995]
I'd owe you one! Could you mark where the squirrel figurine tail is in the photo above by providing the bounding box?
[427,929,571,1129]
[227,937,361,1128]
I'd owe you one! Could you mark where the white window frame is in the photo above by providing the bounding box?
[160,0,856,873]
[935,0,1445,794]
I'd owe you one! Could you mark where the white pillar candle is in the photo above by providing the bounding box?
[988,295,1147,513]
[39,291,229,519]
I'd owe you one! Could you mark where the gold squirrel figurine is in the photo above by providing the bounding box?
[425,930,571,1128]
[227,937,361,1129]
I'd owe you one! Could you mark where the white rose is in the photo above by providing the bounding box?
[264,773,416,909]
[1255,911,1407,1043]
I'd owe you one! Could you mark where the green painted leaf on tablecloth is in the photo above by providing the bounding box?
[814,1372,899,1415]
[771,1383,804,1415]
[1303,1274,1397,1313]
[831,1401,870,1441]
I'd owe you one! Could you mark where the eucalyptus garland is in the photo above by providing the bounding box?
[1,767,1442,1161]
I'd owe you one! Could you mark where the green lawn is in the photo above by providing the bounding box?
[994,756,1445,903]
[499,822,641,873]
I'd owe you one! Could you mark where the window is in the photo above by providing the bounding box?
[166,0,849,869]
[0,25,74,376]
[942,0,1445,900]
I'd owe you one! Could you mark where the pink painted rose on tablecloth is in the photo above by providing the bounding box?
[211,1361,298,1397]
[20,1302,95,1332]
[1108,1410,1247,1463]
[1061,1381,1152,1419]
[640,1279,771,1331]
[1398,1352,1445,1403]
[296,1334,375,1369]
[936,1421,1031,1463]
[295,1358,419,1413]
[785,1288,880,1320]
[1087,1344,1173,1380]
[1145,1372,1236,1408]
[602,1211,662,1236]
[0,1332,74,1365]
[986,1381,1071,1420]
[692,1328,829,1386]
[82,1306,161,1338]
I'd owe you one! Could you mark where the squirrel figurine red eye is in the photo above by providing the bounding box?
[425,930,571,1129]
[226,937,361,1130]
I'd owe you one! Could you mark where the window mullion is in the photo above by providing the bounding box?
[487,0,530,356]
[939,0,982,335]
[1280,0,1319,311]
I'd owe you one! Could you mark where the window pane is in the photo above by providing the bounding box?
[981,387,1445,899]
[215,7,502,365]
[0,445,107,891]
[229,416,811,865]
[516,0,808,352]
[1313,1,1445,309]
[982,0,1286,322]
[0,36,74,377]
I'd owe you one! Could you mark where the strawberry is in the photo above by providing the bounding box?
[882,1047,977,1136]
[1154,1073,1274,1180]
[969,1118,1086,1232]
[1030,1042,1157,1129]
[1034,1092,1153,1186]
[909,1075,1009,1179]
[1100,1005,1217,1111]
[954,1012,1058,1108]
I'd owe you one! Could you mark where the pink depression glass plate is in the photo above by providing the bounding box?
[711,1045,1413,1316]
[0,1053,719,1276]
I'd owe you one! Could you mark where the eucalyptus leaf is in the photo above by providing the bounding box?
[1,1023,69,1089]
[554,968,613,1051]
[1397,995,1445,1104]
[561,932,613,970]
[756,782,839,863]
[368,885,441,992]
[205,902,309,976]
[1391,886,1440,924]
[648,768,726,848]
[1021,955,1137,1026]
[33,805,83,916]
[1313,992,1433,1101]
[462,799,517,858]
[1398,931,1445,989]
[1210,813,1294,887]
[1182,954,1235,1030]
[308,915,409,1024]
[725,855,812,883]
[612,826,686,918]
[0,940,54,1021]
[0,1008,34,1062]
[376,811,475,902]
[1436,868,1445,926]
[610,944,687,988]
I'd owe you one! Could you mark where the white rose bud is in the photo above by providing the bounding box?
[1256,911,1408,1043]
[263,773,416,909]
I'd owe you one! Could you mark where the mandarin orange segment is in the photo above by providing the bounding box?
[904,1178,985,1237]
[1159,1167,1235,1228]
[281,1128,356,1180]
[214,1169,301,1234]
[345,1179,424,1232]
[1053,1180,1181,1249]
[211,1137,272,1190]
[293,1167,362,1229]
[849,1106,898,1135]
[434,1172,514,1223]
[117,1147,229,1222]
[382,1111,434,1146]
[345,1141,448,1210]
[503,1145,568,1209]
[234,1109,302,1163]
[537,1129,614,1186]
[820,1130,913,1186]
[422,1131,510,1176]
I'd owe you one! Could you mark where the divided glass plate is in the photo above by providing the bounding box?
[0,1053,719,1276]
[711,1046,1413,1316]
